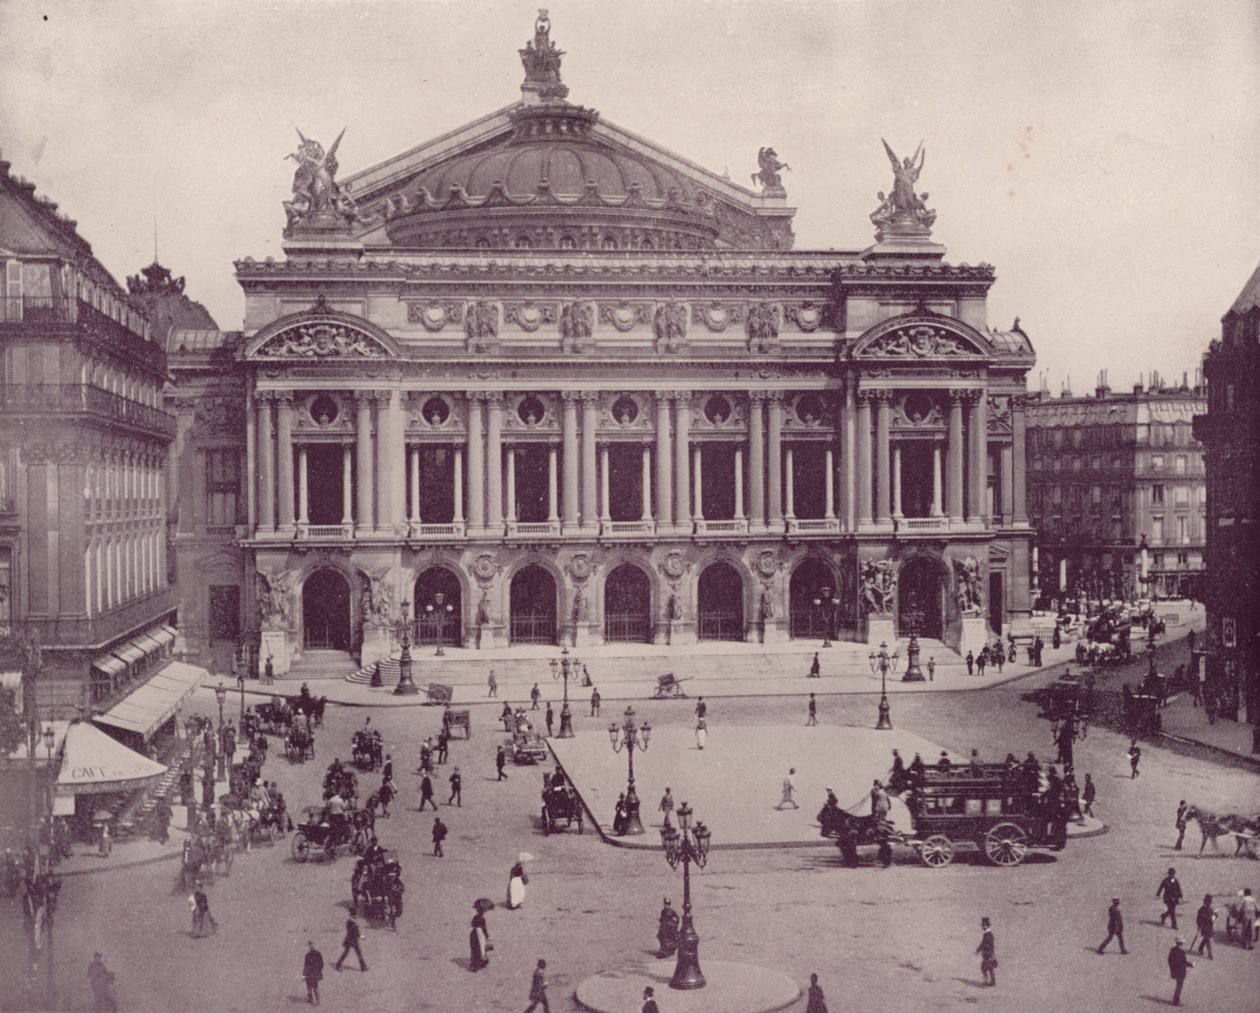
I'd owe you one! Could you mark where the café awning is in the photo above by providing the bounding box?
[93,661,207,740]
[55,721,166,795]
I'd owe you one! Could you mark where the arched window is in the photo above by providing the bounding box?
[558,235,576,250]
[515,236,533,249]
[601,235,619,251]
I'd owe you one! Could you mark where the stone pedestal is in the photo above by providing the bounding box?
[572,623,595,648]
[360,623,394,671]
[958,615,990,658]
[260,629,291,676]
[475,624,501,650]
[867,616,896,647]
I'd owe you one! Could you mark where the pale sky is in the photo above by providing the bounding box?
[1,0,1256,391]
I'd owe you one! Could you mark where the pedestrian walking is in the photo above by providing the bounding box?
[1096,898,1128,954]
[1194,894,1215,959]
[87,952,118,1013]
[1127,739,1141,778]
[976,917,997,986]
[805,972,828,1013]
[807,693,818,726]
[1174,800,1188,850]
[469,907,490,971]
[522,958,550,1013]
[1240,887,1257,949]
[776,768,800,810]
[965,651,974,675]
[641,985,660,1013]
[334,915,368,971]
[488,669,498,697]
[448,767,462,806]
[264,656,274,685]
[926,656,935,681]
[1167,936,1193,1006]
[506,859,529,909]
[496,746,509,780]
[1082,774,1096,817]
[303,941,324,1005]
[808,652,821,678]
[1157,867,1183,929]
[659,788,674,823]
[1008,640,1017,664]
[191,883,216,937]
[382,753,393,784]
[545,702,554,737]
[869,779,890,818]
[590,687,601,717]
[530,684,541,710]
[419,772,437,811]
[656,898,680,957]
[694,716,707,750]
[993,644,1004,673]
[436,727,449,765]
[432,816,447,857]
[976,648,987,677]
[695,696,706,720]
[613,792,628,835]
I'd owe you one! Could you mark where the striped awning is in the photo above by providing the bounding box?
[111,643,146,665]
[93,661,207,740]
[91,655,126,678]
[152,626,177,648]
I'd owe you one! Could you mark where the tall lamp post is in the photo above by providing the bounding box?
[812,586,841,648]
[901,609,925,682]
[40,724,59,1010]
[868,640,898,730]
[608,706,650,834]
[394,599,419,695]
[213,682,227,780]
[548,646,577,738]
[660,801,712,990]
[426,592,454,657]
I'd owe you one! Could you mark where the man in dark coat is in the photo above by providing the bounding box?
[418,772,437,811]
[1167,936,1192,1006]
[87,952,117,1012]
[965,651,975,675]
[1157,868,1183,929]
[641,986,660,1013]
[656,898,680,957]
[1096,897,1127,954]
[381,754,393,785]
[448,766,462,806]
[303,942,324,1005]
[436,727,450,765]
[334,915,367,971]
[523,958,550,1013]
[1173,800,1189,850]
[808,652,821,678]
[496,745,509,781]
[1195,894,1216,959]
[545,702,554,737]
[432,816,447,857]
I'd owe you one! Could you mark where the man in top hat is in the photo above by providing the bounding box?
[1097,897,1127,954]
[1167,936,1193,1005]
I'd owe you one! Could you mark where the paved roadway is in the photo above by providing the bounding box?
[14,651,1260,1012]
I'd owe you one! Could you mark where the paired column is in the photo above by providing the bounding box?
[654,395,673,528]
[453,448,465,525]
[599,445,611,523]
[856,391,873,526]
[968,391,988,524]
[256,394,275,532]
[674,394,692,530]
[841,386,855,531]
[947,391,965,523]
[276,393,295,532]
[766,393,784,528]
[373,393,392,533]
[547,446,559,523]
[874,391,892,524]
[466,394,485,530]
[561,393,580,531]
[824,447,835,520]
[342,446,354,525]
[486,394,505,531]
[505,447,517,524]
[409,447,421,524]
[931,444,943,517]
[784,446,795,520]
[734,445,745,520]
[246,393,257,529]
[297,446,309,526]
[1012,395,1029,524]
[580,393,598,530]
[640,444,652,521]
[692,445,704,522]
[748,394,766,529]
[356,393,375,534]
[892,444,903,519]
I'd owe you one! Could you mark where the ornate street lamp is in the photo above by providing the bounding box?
[811,586,840,648]
[608,706,651,834]
[213,682,228,779]
[426,592,455,657]
[902,609,925,682]
[868,640,898,730]
[660,801,712,990]
[393,599,419,695]
[548,646,577,738]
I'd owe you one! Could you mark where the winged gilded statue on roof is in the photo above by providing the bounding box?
[283,127,360,233]
[870,139,937,236]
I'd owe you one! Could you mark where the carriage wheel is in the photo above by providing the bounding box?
[918,834,954,868]
[983,823,1029,867]
[291,833,311,862]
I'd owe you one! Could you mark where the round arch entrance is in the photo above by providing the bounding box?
[509,565,558,645]
[789,558,840,641]
[697,561,744,641]
[604,564,652,643]
[897,556,946,639]
[303,569,351,650]
[414,567,463,649]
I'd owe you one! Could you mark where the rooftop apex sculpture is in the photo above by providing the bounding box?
[751,147,790,193]
[870,139,937,240]
[520,9,569,102]
[283,127,359,235]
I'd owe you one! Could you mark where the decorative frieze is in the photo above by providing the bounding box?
[406,302,464,332]
[597,302,652,333]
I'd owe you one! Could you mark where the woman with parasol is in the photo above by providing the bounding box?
[469,898,494,971]
[506,853,531,910]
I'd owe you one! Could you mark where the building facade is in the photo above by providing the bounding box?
[0,155,180,716]
[1026,375,1207,606]
[170,15,1036,675]
[1194,262,1259,749]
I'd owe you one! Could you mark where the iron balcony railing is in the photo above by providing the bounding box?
[0,383,176,438]
[0,296,163,370]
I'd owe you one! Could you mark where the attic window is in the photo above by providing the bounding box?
[601,236,618,251]
[558,236,576,250]
[515,236,533,249]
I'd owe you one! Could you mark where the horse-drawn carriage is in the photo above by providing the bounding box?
[323,761,359,803]
[541,777,584,835]
[351,850,405,928]
[219,792,288,847]
[510,712,549,764]
[351,728,383,771]
[291,805,373,863]
[181,832,233,886]
[286,721,316,763]
[256,698,294,737]
[817,803,903,867]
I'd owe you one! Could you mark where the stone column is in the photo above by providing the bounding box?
[748,394,765,529]
[581,393,599,530]
[874,391,892,524]
[600,445,611,523]
[767,393,784,528]
[466,394,485,531]
[355,393,375,534]
[947,390,965,524]
[276,393,295,533]
[968,390,987,524]
[824,446,835,519]
[453,447,465,524]
[548,445,559,523]
[841,385,855,531]
[246,392,257,529]
[892,443,903,519]
[1012,395,1029,525]
[374,393,393,533]
[257,394,274,533]
[410,446,421,524]
[388,390,406,530]
[342,445,354,525]
[640,444,652,521]
[931,443,943,517]
[692,445,704,522]
[486,394,505,532]
[297,446,309,526]
[784,446,795,520]
[1001,443,1014,525]
[674,393,692,531]
[856,391,873,526]
[734,444,745,520]
[655,394,673,528]
[561,392,580,531]
[505,446,517,524]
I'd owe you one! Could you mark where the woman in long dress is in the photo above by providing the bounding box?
[506,862,527,910]
[695,717,707,750]
[469,910,489,971]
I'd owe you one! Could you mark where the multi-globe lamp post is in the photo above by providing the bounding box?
[548,646,577,738]
[213,682,228,779]
[607,706,650,834]
[812,586,841,648]
[901,609,925,682]
[868,640,898,730]
[426,592,454,657]
[660,801,712,990]
[394,599,419,695]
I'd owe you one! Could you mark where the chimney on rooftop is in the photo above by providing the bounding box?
[1095,370,1111,399]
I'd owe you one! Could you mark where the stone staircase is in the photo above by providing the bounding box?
[117,741,191,840]
[285,649,358,682]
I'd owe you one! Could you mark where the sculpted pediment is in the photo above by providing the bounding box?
[245,301,399,361]
[853,314,990,361]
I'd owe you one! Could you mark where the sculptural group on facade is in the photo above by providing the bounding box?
[465,302,500,348]
[870,140,936,235]
[860,559,896,615]
[653,302,687,347]
[867,326,968,358]
[954,556,984,615]
[256,570,296,627]
[559,302,594,343]
[283,128,360,232]
[264,322,382,358]
[362,568,394,624]
[751,147,790,191]
[746,303,779,351]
